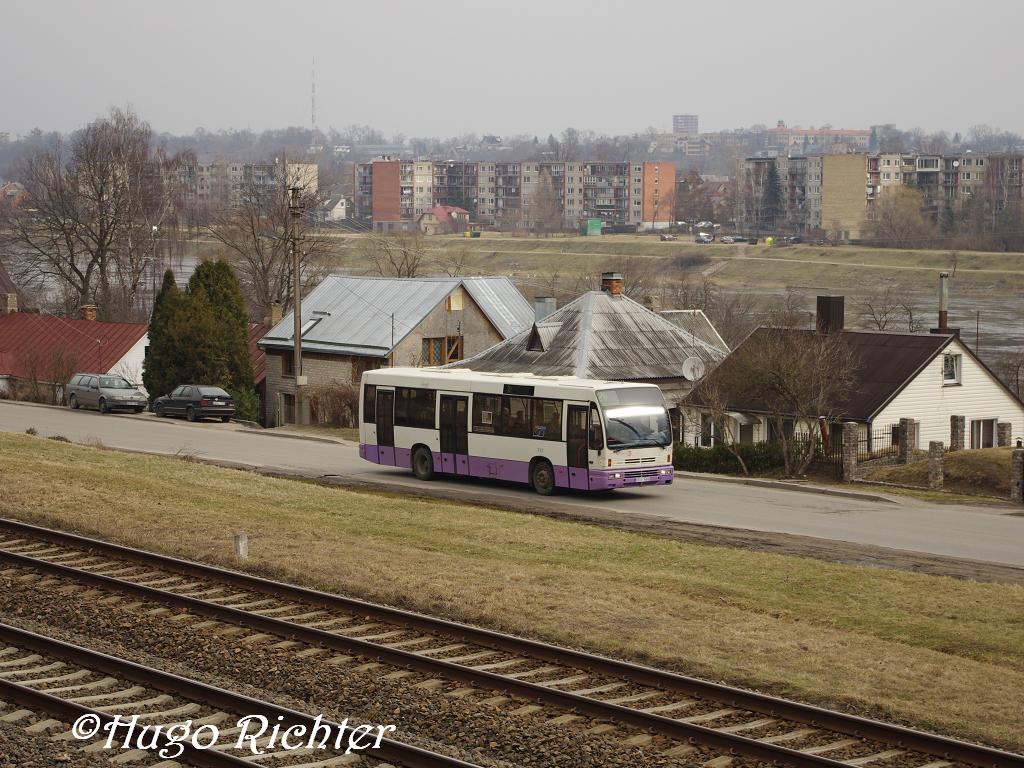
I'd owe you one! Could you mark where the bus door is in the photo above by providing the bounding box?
[375,388,395,465]
[439,394,469,475]
[567,404,590,489]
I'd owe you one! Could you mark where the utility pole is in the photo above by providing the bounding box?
[289,184,306,425]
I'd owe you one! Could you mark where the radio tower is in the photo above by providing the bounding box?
[311,57,317,135]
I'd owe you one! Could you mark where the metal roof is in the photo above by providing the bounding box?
[0,313,147,381]
[257,275,532,357]
[451,291,729,381]
[659,309,730,352]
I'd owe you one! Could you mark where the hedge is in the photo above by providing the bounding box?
[673,441,786,475]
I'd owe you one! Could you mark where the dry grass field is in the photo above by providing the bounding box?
[1,432,1022,750]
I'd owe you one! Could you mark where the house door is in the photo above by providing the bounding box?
[567,405,590,490]
[376,389,395,465]
[439,395,469,475]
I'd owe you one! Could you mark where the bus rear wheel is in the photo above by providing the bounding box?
[531,459,555,496]
[412,446,435,481]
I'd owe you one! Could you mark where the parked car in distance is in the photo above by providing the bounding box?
[695,220,713,228]
[720,236,735,244]
[659,233,677,241]
[695,234,714,244]
[67,373,147,414]
[153,385,235,423]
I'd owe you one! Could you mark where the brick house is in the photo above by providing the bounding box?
[257,275,533,425]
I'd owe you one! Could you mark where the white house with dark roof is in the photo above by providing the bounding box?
[257,275,533,425]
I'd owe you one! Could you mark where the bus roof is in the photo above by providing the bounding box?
[363,367,662,394]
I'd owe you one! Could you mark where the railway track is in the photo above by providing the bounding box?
[0,517,1020,768]
[0,621,479,768]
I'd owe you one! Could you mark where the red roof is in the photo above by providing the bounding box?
[249,323,270,386]
[0,313,147,381]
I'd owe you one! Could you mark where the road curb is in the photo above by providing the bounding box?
[240,428,352,445]
[675,471,898,504]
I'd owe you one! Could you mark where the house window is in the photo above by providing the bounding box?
[422,336,463,365]
[282,354,295,377]
[445,291,464,311]
[352,357,380,384]
[943,353,961,385]
[970,418,996,449]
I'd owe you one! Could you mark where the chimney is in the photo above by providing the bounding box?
[534,297,557,322]
[600,271,624,296]
[80,304,98,322]
[269,301,283,326]
[815,295,845,334]
[930,271,960,337]
[1,293,15,315]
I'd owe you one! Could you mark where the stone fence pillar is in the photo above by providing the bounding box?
[928,441,944,490]
[841,421,858,482]
[950,415,965,452]
[898,418,918,464]
[1011,449,1024,503]
[997,422,1012,448]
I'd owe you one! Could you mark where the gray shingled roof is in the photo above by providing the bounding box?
[451,291,729,380]
[258,275,532,357]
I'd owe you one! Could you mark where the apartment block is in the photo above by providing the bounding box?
[177,160,318,208]
[672,114,699,137]
[354,159,675,231]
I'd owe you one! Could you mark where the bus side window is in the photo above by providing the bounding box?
[363,384,376,423]
[589,404,604,451]
[501,395,532,438]
[472,394,500,433]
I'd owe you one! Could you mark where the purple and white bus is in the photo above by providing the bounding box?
[358,368,674,495]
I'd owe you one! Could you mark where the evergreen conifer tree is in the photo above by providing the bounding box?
[142,269,183,401]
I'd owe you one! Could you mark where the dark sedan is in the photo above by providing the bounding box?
[153,385,235,422]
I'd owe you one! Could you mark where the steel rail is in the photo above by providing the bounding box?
[1,517,1021,768]
[0,622,481,768]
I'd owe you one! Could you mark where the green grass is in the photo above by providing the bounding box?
[866,447,1014,498]
[1,432,1022,749]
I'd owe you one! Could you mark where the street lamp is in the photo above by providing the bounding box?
[288,186,306,425]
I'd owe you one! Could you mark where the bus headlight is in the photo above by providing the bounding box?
[659,469,670,475]
[611,472,622,479]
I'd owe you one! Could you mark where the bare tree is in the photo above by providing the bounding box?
[858,287,901,330]
[866,187,937,248]
[205,171,330,320]
[359,233,430,278]
[693,327,860,476]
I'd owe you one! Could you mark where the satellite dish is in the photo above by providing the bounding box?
[681,356,706,381]
[952,160,960,168]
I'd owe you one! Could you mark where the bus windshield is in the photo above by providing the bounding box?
[597,388,672,450]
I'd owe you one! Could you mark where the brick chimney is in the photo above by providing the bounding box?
[600,272,624,296]
[0,293,15,315]
[80,304,98,321]
[815,295,845,334]
[268,301,283,326]
[930,271,960,337]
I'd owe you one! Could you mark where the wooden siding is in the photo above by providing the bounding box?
[874,338,1024,446]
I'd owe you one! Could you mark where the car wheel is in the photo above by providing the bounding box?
[186,406,197,423]
[220,416,231,423]
[412,446,435,481]
[531,459,555,496]
[69,394,78,410]
[154,403,164,417]
[98,398,108,414]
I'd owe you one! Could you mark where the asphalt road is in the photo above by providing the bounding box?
[2,400,1023,567]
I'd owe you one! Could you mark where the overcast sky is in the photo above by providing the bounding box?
[5,0,1023,139]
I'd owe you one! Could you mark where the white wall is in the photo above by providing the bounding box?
[108,334,150,394]
[875,338,1024,446]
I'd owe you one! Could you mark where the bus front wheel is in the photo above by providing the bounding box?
[412,446,435,481]
[531,459,555,496]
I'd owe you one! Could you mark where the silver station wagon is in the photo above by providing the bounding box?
[66,373,148,414]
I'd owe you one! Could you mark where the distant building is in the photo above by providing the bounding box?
[766,121,870,154]
[355,159,675,231]
[418,205,470,235]
[177,160,318,208]
[321,195,348,222]
[673,114,699,137]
